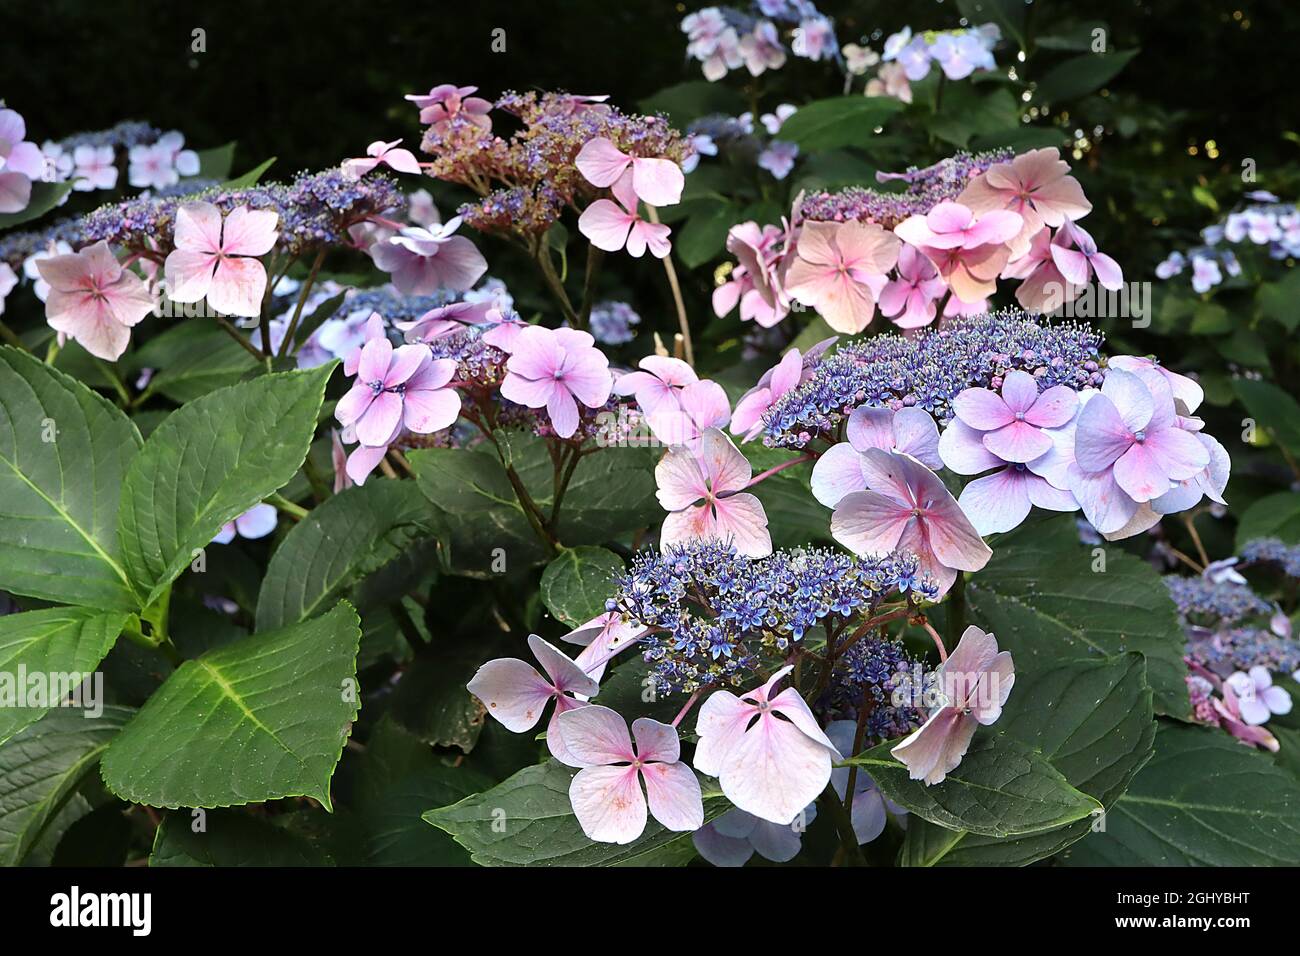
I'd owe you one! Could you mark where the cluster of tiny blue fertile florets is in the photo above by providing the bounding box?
[762,311,1107,448]
[820,634,930,742]
[1239,537,1300,578]
[1187,626,1300,678]
[1164,575,1272,624]
[344,287,459,324]
[77,168,404,256]
[797,150,1013,230]
[610,541,934,695]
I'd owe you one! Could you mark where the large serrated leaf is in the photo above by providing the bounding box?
[540,546,624,627]
[0,706,133,865]
[0,347,141,610]
[966,514,1188,715]
[0,607,129,746]
[117,362,334,606]
[100,601,361,810]
[256,480,433,631]
[902,654,1156,866]
[1061,722,1300,865]
[845,735,1101,838]
[424,759,724,866]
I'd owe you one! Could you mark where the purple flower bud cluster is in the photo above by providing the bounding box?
[344,286,458,324]
[819,634,930,742]
[1239,537,1300,578]
[610,541,932,695]
[0,215,85,269]
[1164,576,1272,625]
[797,149,1013,229]
[762,310,1106,448]
[419,90,689,239]
[77,168,405,257]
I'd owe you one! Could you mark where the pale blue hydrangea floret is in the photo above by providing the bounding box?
[588,300,641,345]
[762,310,1106,448]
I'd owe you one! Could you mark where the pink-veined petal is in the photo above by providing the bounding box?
[466,658,555,732]
[568,764,648,844]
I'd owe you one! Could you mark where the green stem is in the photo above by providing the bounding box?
[534,243,580,327]
[547,445,584,533]
[576,245,604,330]
[278,249,327,358]
[819,787,868,866]
[92,356,132,406]
[215,315,267,360]
[266,492,309,520]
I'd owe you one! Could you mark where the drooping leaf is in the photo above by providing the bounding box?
[1061,722,1300,865]
[256,480,433,631]
[150,809,332,866]
[965,514,1188,715]
[117,362,334,606]
[100,601,361,810]
[0,706,133,866]
[540,546,625,627]
[0,607,129,746]
[0,347,141,610]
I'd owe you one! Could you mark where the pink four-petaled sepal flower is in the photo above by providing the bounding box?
[1071,367,1209,510]
[1050,220,1123,292]
[35,240,156,361]
[552,705,704,845]
[952,369,1079,464]
[163,202,280,318]
[830,448,991,595]
[405,84,493,132]
[655,427,772,557]
[499,326,613,439]
[369,217,488,295]
[341,139,424,180]
[957,147,1093,257]
[812,406,942,508]
[878,243,948,329]
[784,220,900,334]
[644,379,731,449]
[694,665,842,824]
[893,202,1023,302]
[467,634,599,765]
[335,336,461,445]
[0,108,45,213]
[578,170,673,258]
[575,136,685,207]
[614,355,699,419]
[891,625,1015,786]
